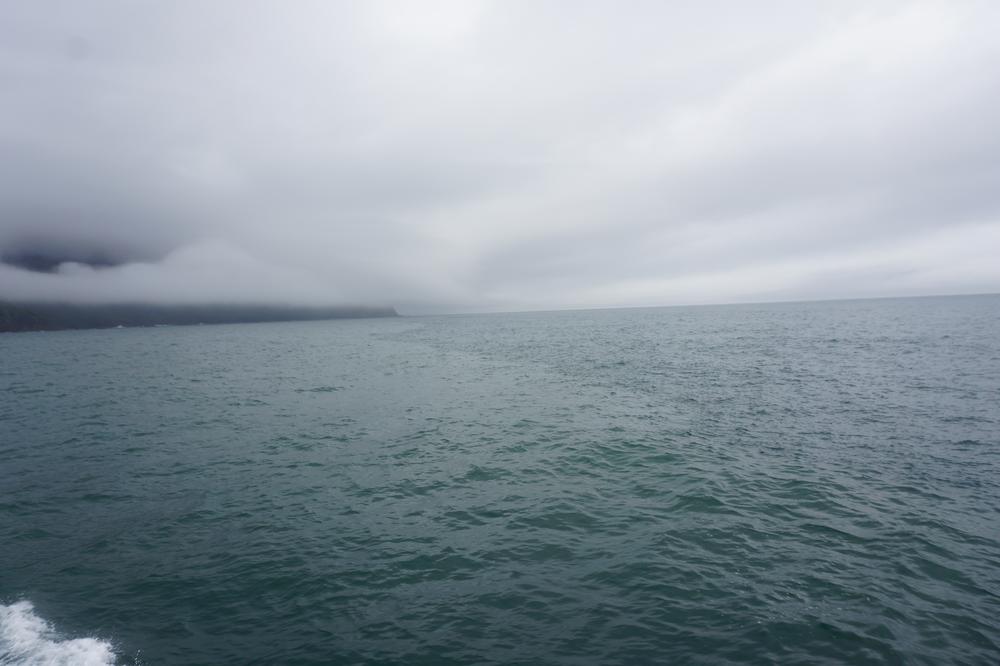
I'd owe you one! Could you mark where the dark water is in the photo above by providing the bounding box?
[2,296,999,665]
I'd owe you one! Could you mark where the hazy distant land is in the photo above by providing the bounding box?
[0,301,397,332]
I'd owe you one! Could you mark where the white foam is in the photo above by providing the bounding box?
[0,601,116,666]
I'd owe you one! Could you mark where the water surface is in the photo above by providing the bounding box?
[2,296,999,664]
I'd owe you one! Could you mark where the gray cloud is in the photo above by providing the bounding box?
[2,0,999,312]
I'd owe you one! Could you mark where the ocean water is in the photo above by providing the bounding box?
[1,295,999,665]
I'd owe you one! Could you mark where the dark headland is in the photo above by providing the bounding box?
[0,301,398,333]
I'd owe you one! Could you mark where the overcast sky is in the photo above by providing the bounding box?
[1,0,999,313]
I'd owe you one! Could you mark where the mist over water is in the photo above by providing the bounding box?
[2,296,999,664]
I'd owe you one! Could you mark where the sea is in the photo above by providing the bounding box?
[1,295,998,665]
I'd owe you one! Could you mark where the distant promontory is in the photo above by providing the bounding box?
[0,301,398,333]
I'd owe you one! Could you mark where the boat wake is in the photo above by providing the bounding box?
[0,601,116,666]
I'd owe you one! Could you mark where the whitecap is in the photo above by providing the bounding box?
[0,601,116,666]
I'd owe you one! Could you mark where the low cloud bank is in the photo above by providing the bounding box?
[2,1,1000,313]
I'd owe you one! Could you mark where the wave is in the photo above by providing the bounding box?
[0,601,115,666]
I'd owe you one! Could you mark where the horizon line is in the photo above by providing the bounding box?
[411,290,1000,317]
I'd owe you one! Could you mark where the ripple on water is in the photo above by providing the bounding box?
[2,297,1000,664]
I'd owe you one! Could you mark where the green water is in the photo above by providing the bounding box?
[2,296,999,664]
